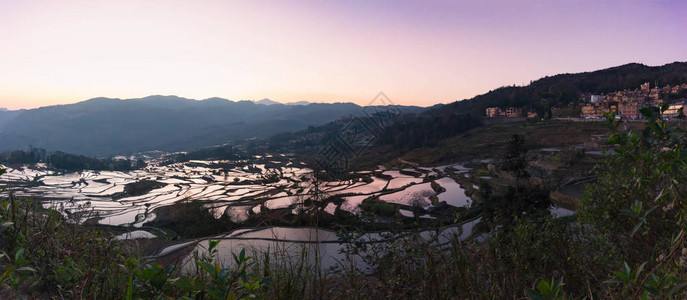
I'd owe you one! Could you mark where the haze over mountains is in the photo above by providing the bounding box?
[0,96,423,156]
[1,62,685,158]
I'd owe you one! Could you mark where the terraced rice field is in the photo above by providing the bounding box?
[1,160,475,229]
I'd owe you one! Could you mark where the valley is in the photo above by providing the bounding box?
[0,119,606,273]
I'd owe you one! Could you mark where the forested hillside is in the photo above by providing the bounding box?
[434,62,687,117]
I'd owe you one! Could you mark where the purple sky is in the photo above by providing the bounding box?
[1,0,686,109]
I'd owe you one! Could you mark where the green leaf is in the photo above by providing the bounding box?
[172,276,194,291]
[14,248,25,262]
[640,291,648,300]
[612,271,628,282]
[196,261,216,276]
[2,266,15,280]
[125,274,133,300]
[619,209,634,217]
[208,239,220,251]
[142,267,157,280]
[537,280,551,294]
[635,262,647,282]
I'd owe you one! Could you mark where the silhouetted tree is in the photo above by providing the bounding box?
[502,134,529,178]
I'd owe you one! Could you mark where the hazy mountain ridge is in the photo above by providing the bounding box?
[0,96,423,156]
[253,98,311,106]
[0,110,21,128]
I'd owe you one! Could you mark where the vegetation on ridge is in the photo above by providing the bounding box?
[437,62,687,118]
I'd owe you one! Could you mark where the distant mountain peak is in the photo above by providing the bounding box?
[285,101,310,106]
[202,97,233,103]
[83,97,121,102]
[253,98,310,106]
[254,98,281,105]
[138,95,190,101]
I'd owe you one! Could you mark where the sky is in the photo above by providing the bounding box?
[1,0,686,110]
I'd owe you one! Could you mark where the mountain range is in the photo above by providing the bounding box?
[0,96,424,156]
[2,62,685,158]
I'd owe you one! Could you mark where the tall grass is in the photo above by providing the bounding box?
[1,188,129,298]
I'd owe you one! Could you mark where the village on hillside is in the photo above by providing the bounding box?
[486,82,687,120]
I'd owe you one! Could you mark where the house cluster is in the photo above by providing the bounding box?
[581,82,687,119]
[486,107,522,118]
[484,82,687,120]
[485,107,537,118]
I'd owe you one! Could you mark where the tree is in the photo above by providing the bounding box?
[502,134,529,178]
[481,134,550,229]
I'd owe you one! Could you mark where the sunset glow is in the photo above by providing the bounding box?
[1,0,686,109]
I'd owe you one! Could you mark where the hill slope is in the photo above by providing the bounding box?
[0,96,423,156]
[434,62,687,117]
[269,62,687,169]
